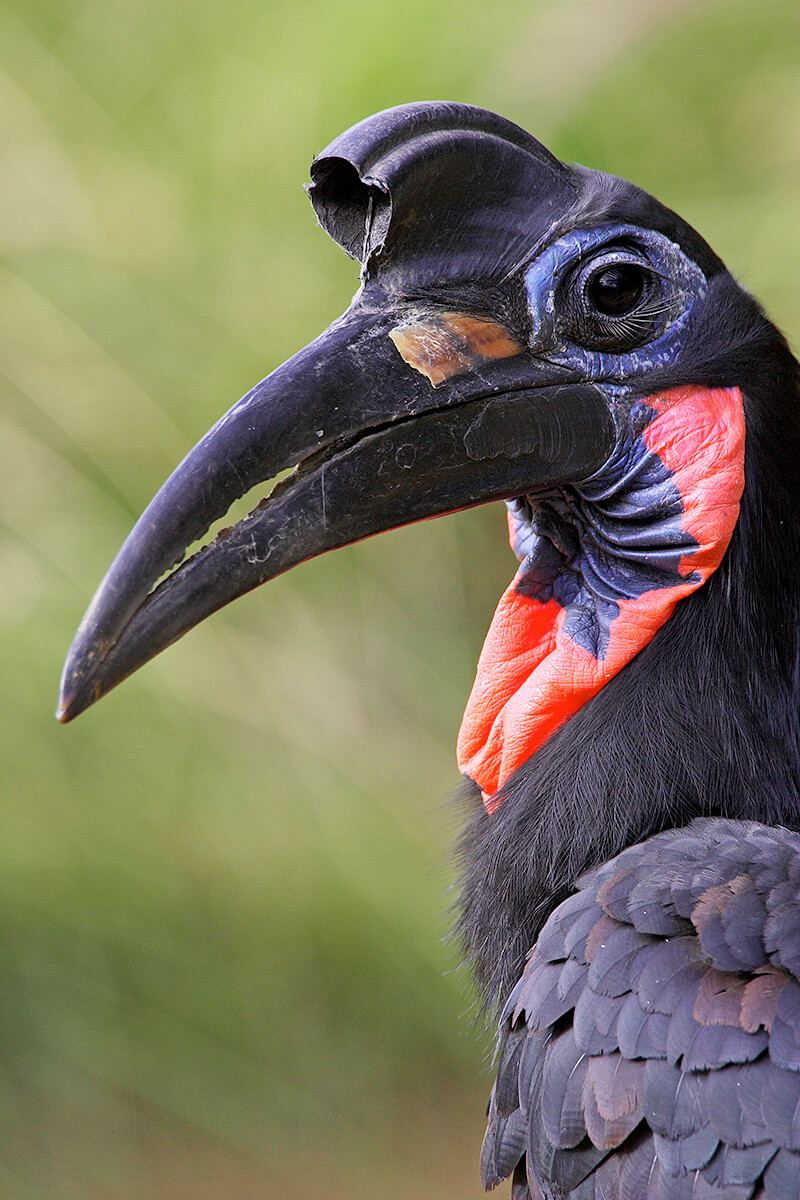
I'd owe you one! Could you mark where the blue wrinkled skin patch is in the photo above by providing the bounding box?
[524,224,708,385]
[508,400,699,661]
[509,224,709,660]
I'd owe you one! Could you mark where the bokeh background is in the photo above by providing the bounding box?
[3,0,800,1196]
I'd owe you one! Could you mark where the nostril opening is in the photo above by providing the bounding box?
[307,157,391,264]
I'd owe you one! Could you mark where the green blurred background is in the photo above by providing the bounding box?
[3,0,800,1195]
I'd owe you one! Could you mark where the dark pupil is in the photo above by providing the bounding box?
[588,263,645,317]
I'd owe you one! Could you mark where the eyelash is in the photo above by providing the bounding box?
[559,255,671,351]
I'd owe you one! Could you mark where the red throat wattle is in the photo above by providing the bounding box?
[457,385,746,811]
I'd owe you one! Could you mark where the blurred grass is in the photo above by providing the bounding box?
[3,0,800,1196]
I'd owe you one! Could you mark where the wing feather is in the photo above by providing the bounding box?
[482,819,800,1197]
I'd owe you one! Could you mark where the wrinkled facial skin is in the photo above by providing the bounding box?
[456,225,745,803]
[524,223,708,391]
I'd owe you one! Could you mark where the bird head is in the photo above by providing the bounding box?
[57,103,788,812]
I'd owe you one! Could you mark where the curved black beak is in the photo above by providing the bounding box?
[57,294,614,721]
[57,102,618,721]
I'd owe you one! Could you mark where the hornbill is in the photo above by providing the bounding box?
[57,103,800,1197]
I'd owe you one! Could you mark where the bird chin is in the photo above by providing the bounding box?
[506,494,575,574]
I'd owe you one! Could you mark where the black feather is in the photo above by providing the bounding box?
[572,988,626,1054]
[537,892,604,964]
[759,1063,800,1149]
[763,1148,800,1200]
[586,923,652,998]
[653,1125,719,1175]
[706,1064,768,1147]
[642,1059,705,1140]
[481,1106,528,1186]
[511,1158,534,1200]
[516,954,581,1030]
[606,1136,658,1200]
[540,1027,589,1149]
[494,1021,527,1117]
[517,1031,545,1122]
[617,992,670,1060]
[702,1141,776,1188]
[651,1165,751,1199]
[636,938,707,1015]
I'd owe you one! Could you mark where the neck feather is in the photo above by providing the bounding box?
[458,385,745,804]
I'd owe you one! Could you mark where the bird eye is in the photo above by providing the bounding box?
[585,262,646,317]
[557,248,664,353]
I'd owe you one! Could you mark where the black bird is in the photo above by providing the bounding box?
[58,104,800,1197]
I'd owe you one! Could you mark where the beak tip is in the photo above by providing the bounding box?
[55,687,98,724]
[56,659,98,724]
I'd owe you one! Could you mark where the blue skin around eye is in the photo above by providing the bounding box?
[524,224,708,385]
[511,228,708,662]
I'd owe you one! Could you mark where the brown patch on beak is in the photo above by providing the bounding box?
[389,312,523,386]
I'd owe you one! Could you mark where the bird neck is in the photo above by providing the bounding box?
[457,384,745,806]
[457,323,800,1010]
